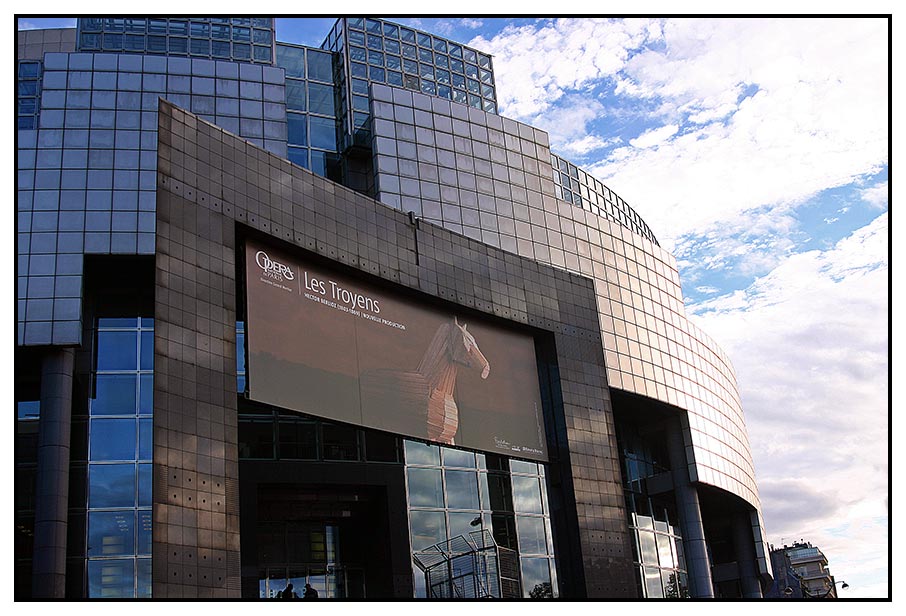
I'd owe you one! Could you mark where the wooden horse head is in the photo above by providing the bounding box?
[450,317,490,379]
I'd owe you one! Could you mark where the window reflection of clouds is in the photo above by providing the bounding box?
[89,463,136,508]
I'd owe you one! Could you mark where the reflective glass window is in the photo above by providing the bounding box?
[308,82,335,116]
[367,34,383,50]
[89,463,136,508]
[308,116,336,151]
[137,510,152,555]
[417,33,431,47]
[386,55,401,71]
[368,51,384,67]
[369,66,385,82]
[286,113,308,146]
[348,30,365,46]
[407,467,444,508]
[91,374,137,416]
[444,470,479,510]
[521,558,553,598]
[402,43,417,59]
[409,510,446,550]
[400,28,415,43]
[404,440,440,465]
[511,475,543,513]
[307,50,333,82]
[138,374,153,415]
[90,419,136,461]
[447,511,481,540]
[87,558,134,598]
[385,39,401,55]
[88,511,135,557]
[516,516,547,554]
[388,71,403,87]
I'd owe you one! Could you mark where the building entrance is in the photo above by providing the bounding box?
[245,482,399,598]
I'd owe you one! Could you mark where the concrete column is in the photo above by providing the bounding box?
[31,348,75,598]
[732,512,763,598]
[666,423,714,598]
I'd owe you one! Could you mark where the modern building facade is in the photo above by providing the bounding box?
[16,17,771,599]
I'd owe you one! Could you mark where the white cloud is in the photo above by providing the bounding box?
[860,180,889,209]
[482,18,887,252]
[593,18,888,249]
[629,123,678,149]
[690,213,889,597]
[469,18,657,119]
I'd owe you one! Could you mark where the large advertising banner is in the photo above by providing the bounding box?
[244,239,548,461]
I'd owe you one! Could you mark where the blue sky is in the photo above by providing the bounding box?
[17,14,891,599]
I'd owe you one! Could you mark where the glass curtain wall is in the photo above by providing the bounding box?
[620,433,690,598]
[275,43,340,180]
[77,18,275,64]
[83,317,154,597]
[404,441,558,598]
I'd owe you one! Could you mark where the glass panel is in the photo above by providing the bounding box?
[137,463,152,507]
[407,467,443,508]
[138,418,152,461]
[137,510,152,555]
[638,530,658,564]
[136,558,152,598]
[239,417,275,459]
[286,113,308,146]
[442,448,475,468]
[308,82,335,116]
[644,565,664,597]
[447,511,482,540]
[308,116,336,151]
[307,50,333,82]
[97,330,137,370]
[87,558,134,598]
[510,460,538,475]
[140,330,154,370]
[444,470,479,510]
[90,419,136,461]
[521,557,552,598]
[404,440,440,465]
[90,374,136,415]
[138,374,153,415]
[409,510,446,550]
[89,463,136,508]
[88,510,135,557]
[656,532,676,568]
[516,516,547,555]
[511,475,543,513]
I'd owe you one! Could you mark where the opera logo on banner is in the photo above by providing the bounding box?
[255,250,295,282]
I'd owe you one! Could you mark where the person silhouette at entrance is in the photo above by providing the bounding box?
[281,582,296,599]
[303,583,318,599]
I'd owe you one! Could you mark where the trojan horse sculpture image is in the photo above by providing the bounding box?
[360,317,490,444]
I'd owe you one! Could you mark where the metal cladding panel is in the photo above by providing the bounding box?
[368,83,762,515]
[155,100,637,597]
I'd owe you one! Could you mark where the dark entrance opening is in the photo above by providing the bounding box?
[252,484,388,598]
[239,452,412,599]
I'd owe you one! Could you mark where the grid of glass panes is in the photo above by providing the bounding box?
[628,512,688,598]
[76,17,275,64]
[340,18,496,113]
[326,17,497,150]
[550,153,658,246]
[275,43,340,176]
[85,317,153,598]
[18,61,43,130]
[16,51,286,347]
[404,441,558,598]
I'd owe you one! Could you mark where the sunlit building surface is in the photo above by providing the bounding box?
[16,17,771,599]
